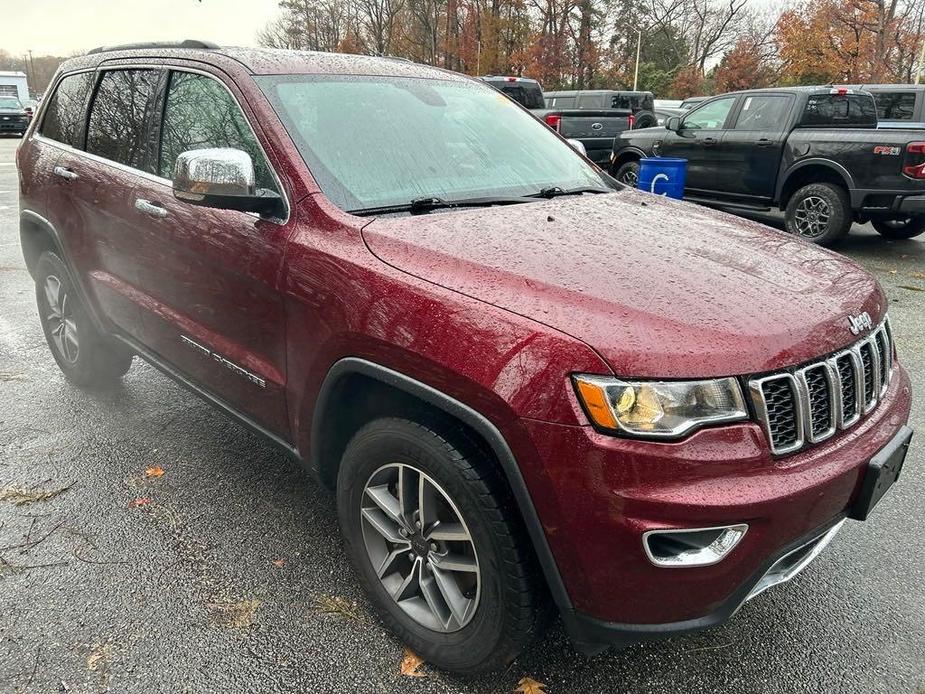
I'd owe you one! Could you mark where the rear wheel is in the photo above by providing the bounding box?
[35,252,133,388]
[784,182,852,246]
[871,216,925,240]
[614,160,640,188]
[336,417,546,674]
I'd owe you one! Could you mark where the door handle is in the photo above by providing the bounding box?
[756,138,774,148]
[135,199,168,219]
[53,166,78,181]
[702,137,718,147]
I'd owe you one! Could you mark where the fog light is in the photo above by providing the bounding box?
[643,524,748,568]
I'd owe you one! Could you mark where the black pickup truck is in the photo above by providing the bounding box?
[611,86,925,244]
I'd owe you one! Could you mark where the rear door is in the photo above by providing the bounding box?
[657,95,736,194]
[129,68,291,436]
[722,94,794,199]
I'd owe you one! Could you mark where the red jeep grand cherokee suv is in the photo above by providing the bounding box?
[17,43,913,673]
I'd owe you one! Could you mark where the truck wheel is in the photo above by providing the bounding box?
[784,183,852,245]
[34,252,133,388]
[336,417,546,674]
[871,216,925,240]
[614,161,640,188]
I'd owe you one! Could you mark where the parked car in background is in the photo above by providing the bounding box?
[654,98,682,109]
[679,95,707,109]
[654,106,684,126]
[0,95,29,136]
[478,75,545,109]
[18,44,914,675]
[533,90,656,166]
[844,84,925,130]
[613,87,925,244]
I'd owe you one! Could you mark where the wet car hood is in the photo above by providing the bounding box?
[362,190,885,378]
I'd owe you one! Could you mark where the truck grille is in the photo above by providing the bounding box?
[749,317,893,455]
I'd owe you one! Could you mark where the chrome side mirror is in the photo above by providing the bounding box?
[173,148,282,216]
[567,138,587,156]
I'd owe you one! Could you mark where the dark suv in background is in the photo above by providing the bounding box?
[0,96,29,136]
[17,43,913,673]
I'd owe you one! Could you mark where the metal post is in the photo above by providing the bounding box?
[633,29,641,91]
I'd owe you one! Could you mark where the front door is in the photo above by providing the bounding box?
[657,96,736,195]
[129,68,291,437]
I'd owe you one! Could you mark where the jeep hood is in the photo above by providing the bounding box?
[361,190,885,378]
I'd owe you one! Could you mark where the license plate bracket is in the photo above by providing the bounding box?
[849,425,913,521]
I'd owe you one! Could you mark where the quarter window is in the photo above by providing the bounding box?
[872,92,916,121]
[40,72,95,148]
[86,69,160,171]
[682,97,735,130]
[158,71,276,192]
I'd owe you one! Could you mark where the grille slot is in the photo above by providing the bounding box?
[749,317,893,455]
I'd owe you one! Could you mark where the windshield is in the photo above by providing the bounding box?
[257,75,612,213]
[0,97,23,109]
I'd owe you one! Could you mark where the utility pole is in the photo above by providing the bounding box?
[916,39,925,85]
[28,50,36,96]
[633,29,641,91]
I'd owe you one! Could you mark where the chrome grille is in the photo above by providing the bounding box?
[749,317,894,455]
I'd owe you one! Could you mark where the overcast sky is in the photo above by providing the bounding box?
[3,0,282,57]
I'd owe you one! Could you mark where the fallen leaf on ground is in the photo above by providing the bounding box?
[0,484,71,506]
[127,497,152,508]
[0,372,27,382]
[910,271,925,279]
[898,285,924,292]
[311,593,363,621]
[144,466,165,479]
[514,677,548,694]
[399,648,426,677]
[207,599,261,628]
[86,643,112,672]
[272,558,285,568]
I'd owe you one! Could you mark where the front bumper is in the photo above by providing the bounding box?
[517,363,912,650]
[0,117,28,134]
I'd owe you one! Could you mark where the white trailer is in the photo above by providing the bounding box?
[0,71,30,103]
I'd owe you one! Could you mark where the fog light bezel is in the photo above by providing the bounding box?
[642,524,749,568]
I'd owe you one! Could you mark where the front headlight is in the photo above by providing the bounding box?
[573,375,748,438]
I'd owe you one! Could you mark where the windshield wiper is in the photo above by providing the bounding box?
[531,186,612,199]
[349,195,533,217]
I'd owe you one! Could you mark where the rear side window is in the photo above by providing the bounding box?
[499,85,544,109]
[548,96,575,108]
[40,72,94,148]
[872,92,916,121]
[86,69,160,171]
[800,93,877,127]
[157,71,277,192]
[576,93,603,109]
[734,95,792,131]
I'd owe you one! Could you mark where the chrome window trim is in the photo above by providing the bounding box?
[35,62,290,225]
[748,373,805,456]
[796,363,837,444]
[826,349,862,429]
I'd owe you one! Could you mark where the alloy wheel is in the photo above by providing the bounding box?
[43,275,79,364]
[793,195,831,239]
[620,168,639,187]
[360,463,480,632]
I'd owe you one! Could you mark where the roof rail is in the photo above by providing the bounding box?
[87,40,219,55]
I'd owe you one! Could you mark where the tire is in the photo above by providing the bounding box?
[871,216,925,240]
[34,252,133,388]
[336,417,546,674]
[614,160,640,188]
[634,113,657,129]
[784,182,852,245]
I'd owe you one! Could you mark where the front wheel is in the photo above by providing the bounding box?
[871,216,925,240]
[613,160,640,188]
[336,417,546,674]
[784,182,852,246]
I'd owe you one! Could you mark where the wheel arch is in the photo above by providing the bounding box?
[20,210,62,279]
[611,147,645,174]
[777,160,855,211]
[309,357,574,615]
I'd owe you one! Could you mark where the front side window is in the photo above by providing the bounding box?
[683,97,735,130]
[158,71,276,192]
[86,69,160,171]
[258,75,612,213]
[734,95,792,131]
[40,72,95,148]
[873,92,916,121]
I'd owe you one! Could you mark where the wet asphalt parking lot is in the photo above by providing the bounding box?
[0,136,922,693]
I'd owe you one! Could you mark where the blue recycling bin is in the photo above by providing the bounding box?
[638,157,687,199]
